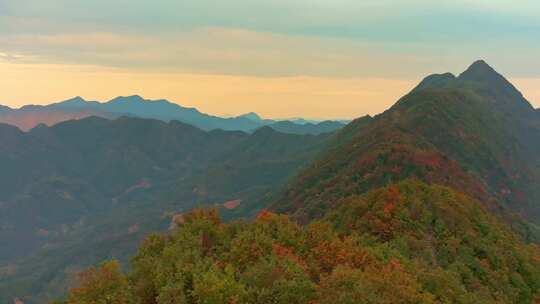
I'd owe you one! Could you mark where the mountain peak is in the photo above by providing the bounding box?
[457,60,533,111]
[468,59,491,69]
[57,96,88,107]
[459,60,499,81]
[412,72,456,92]
[67,96,84,101]
[238,112,263,122]
[0,104,11,112]
[0,122,23,137]
[253,125,278,136]
[127,94,145,100]
[109,95,146,103]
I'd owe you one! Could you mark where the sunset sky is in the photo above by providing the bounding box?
[1,0,539,119]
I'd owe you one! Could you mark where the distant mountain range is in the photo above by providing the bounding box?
[0,96,346,135]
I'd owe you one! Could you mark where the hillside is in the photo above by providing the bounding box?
[273,61,540,225]
[58,181,540,303]
[0,117,330,303]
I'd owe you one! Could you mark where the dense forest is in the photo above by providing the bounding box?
[58,181,540,303]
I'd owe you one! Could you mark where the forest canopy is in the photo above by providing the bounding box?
[58,181,540,304]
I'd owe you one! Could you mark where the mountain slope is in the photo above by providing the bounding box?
[0,117,330,303]
[273,61,540,225]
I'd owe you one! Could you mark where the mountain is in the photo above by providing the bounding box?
[57,181,540,303]
[411,72,456,91]
[0,96,346,134]
[50,95,265,132]
[49,96,101,108]
[267,120,345,135]
[0,117,330,303]
[237,112,345,134]
[0,104,116,131]
[237,112,265,122]
[273,60,540,227]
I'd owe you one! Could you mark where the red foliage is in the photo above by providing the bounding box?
[382,186,400,215]
[311,240,370,274]
[256,210,275,221]
[272,243,307,270]
[414,150,445,169]
[388,258,403,270]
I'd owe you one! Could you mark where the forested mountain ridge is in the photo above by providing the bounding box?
[0,117,330,303]
[273,60,540,224]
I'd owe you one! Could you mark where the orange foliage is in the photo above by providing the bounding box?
[272,243,307,270]
[382,186,400,214]
[310,239,370,274]
[256,210,276,221]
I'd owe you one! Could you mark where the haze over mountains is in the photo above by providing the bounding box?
[2,60,540,303]
[0,96,346,135]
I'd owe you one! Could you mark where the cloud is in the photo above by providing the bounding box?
[0,1,539,79]
[1,27,538,80]
[0,51,27,61]
[0,29,421,77]
[1,0,539,39]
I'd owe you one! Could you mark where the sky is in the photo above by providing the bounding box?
[0,0,539,119]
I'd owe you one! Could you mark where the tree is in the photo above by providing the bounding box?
[66,260,134,304]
